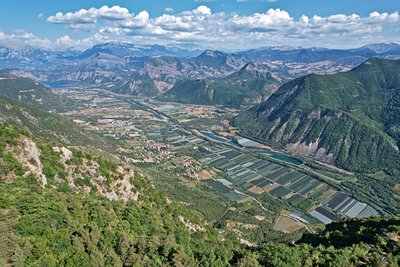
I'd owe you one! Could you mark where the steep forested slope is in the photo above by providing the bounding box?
[0,124,240,266]
[235,58,400,173]
[0,68,399,266]
[0,123,399,266]
[161,63,280,106]
[0,75,76,112]
[0,92,107,149]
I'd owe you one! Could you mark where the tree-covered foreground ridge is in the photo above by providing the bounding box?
[0,123,399,266]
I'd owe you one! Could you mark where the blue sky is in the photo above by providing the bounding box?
[0,0,399,50]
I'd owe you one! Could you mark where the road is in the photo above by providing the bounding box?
[103,91,392,219]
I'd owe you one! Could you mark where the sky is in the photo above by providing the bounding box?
[0,0,399,51]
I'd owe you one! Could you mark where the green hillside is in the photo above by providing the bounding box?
[160,63,280,106]
[0,65,399,266]
[0,93,107,148]
[235,58,400,173]
[0,123,399,266]
[0,75,76,112]
[0,123,240,266]
[112,73,160,96]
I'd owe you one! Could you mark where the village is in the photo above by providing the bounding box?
[60,87,379,233]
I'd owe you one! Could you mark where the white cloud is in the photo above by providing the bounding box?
[195,5,212,15]
[0,30,52,49]
[120,11,150,29]
[154,14,195,32]
[165,7,174,13]
[54,35,93,49]
[0,30,95,51]
[25,6,400,50]
[231,8,293,31]
[47,5,131,26]
[369,11,399,23]
[37,13,44,19]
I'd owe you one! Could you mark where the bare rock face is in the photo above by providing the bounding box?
[4,133,144,202]
[235,58,400,173]
[21,138,47,186]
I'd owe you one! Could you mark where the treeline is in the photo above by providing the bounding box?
[1,177,399,267]
[344,174,400,214]
[0,123,399,266]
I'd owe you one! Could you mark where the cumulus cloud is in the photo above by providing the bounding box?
[55,35,93,49]
[120,10,150,29]
[195,5,212,15]
[231,9,293,31]
[0,30,95,51]
[19,5,400,50]
[47,5,131,29]
[0,30,52,49]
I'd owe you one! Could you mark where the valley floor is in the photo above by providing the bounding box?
[58,87,381,241]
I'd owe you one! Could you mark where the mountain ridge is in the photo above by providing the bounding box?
[160,63,281,106]
[1,122,399,266]
[234,58,400,173]
[1,42,400,97]
[0,74,76,112]
[0,57,399,266]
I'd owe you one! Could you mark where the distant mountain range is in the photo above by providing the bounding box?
[234,43,400,64]
[77,42,200,58]
[234,58,400,173]
[1,42,400,99]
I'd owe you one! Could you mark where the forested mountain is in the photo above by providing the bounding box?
[235,58,400,173]
[0,75,76,112]
[107,51,244,96]
[0,87,106,148]
[0,123,236,266]
[0,67,398,266]
[161,63,281,106]
[0,123,399,266]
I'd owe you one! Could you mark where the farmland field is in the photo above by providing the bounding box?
[273,216,305,233]
[270,186,292,198]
